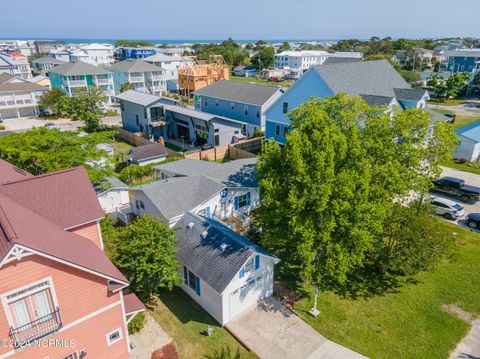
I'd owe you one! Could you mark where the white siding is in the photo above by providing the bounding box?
[454,135,480,162]
[97,188,130,213]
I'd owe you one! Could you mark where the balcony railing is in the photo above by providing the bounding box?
[10,307,62,346]
[95,78,111,85]
[68,80,87,87]
[129,76,144,83]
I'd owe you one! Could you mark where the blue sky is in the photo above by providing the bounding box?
[1,0,479,40]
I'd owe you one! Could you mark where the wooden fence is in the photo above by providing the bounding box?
[113,126,151,148]
[185,145,230,161]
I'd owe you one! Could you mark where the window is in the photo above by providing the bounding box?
[204,98,208,107]
[2,278,59,339]
[244,105,248,116]
[275,124,281,136]
[185,268,201,296]
[282,102,289,114]
[283,126,288,138]
[234,192,251,210]
[256,108,260,118]
[230,102,235,110]
[106,328,122,346]
[135,115,139,126]
[139,200,145,209]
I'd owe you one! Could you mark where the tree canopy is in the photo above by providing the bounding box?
[257,94,457,290]
[114,39,153,47]
[103,215,182,301]
[251,47,275,70]
[0,127,115,183]
[190,39,249,67]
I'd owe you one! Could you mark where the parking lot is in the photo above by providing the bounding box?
[437,167,480,229]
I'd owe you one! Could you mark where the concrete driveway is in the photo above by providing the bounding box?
[226,298,367,359]
[438,167,480,228]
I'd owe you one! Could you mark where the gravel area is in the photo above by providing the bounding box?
[129,313,172,359]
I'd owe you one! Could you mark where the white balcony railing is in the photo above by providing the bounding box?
[129,76,144,83]
[68,80,87,87]
[95,78,111,85]
[151,75,164,81]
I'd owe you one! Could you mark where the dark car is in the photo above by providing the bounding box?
[431,176,480,202]
[466,213,480,229]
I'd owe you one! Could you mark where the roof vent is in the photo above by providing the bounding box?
[220,243,229,252]
[186,222,195,230]
[201,230,208,238]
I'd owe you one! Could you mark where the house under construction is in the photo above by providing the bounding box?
[178,55,229,97]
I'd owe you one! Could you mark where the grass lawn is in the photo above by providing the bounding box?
[443,159,480,175]
[149,288,257,359]
[230,75,293,88]
[293,220,480,359]
[115,138,133,154]
[428,99,469,107]
[436,109,479,129]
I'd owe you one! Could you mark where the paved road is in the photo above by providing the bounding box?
[226,298,367,359]
[437,167,480,229]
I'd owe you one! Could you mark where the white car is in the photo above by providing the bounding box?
[431,197,464,220]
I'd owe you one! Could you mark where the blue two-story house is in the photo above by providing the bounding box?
[441,49,480,74]
[115,47,158,61]
[265,59,430,144]
[193,80,284,137]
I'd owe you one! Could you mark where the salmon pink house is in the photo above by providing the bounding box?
[0,159,144,359]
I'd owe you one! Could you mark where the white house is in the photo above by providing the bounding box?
[174,212,279,325]
[0,73,48,120]
[454,120,480,162]
[0,53,32,80]
[131,158,259,229]
[96,177,130,213]
[274,50,363,71]
[70,43,115,67]
[143,54,194,91]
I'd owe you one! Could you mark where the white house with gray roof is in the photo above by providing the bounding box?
[109,59,166,96]
[265,60,432,144]
[193,80,284,137]
[130,158,259,230]
[174,212,279,325]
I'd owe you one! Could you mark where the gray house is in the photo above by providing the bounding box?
[131,158,259,229]
[129,143,169,166]
[116,90,246,147]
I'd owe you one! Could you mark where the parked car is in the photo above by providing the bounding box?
[430,197,464,220]
[431,176,480,202]
[44,122,55,127]
[267,76,279,82]
[465,213,480,229]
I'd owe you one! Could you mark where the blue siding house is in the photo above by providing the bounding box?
[115,47,158,61]
[193,80,284,137]
[442,49,480,74]
[265,60,430,144]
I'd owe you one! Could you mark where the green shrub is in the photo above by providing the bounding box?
[118,164,154,184]
[128,311,146,334]
[0,125,5,131]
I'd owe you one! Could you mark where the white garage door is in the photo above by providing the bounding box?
[228,275,265,322]
[18,107,36,118]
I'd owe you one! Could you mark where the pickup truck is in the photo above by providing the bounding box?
[431,176,480,202]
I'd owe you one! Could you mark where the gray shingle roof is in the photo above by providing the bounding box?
[174,212,276,293]
[313,60,411,97]
[134,176,225,220]
[322,57,361,65]
[108,59,162,73]
[115,90,174,106]
[394,88,428,101]
[49,61,112,76]
[153,158,257,188]
[129,143,168,161]
[193,80,281,106]
[32,56,66,65]
[360,94,396,107]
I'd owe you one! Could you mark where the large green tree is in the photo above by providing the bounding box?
[257,95,456,289]
[251,47,275,70]
[70,87,106,132]
[108,215,182,301]
[0,128,115,183]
